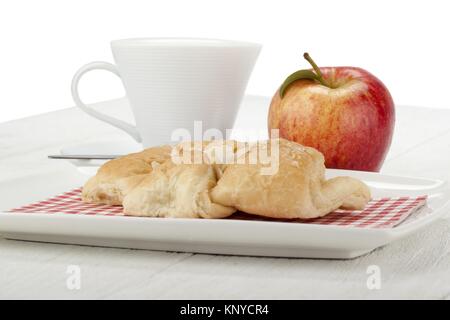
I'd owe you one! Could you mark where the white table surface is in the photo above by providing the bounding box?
[1,95,450,299]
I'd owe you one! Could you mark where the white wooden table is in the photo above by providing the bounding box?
[1,96,450,299]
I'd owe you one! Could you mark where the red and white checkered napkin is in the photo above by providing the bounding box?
[9,188,427,229]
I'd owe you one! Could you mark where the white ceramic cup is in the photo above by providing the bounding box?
[71,38,261,147]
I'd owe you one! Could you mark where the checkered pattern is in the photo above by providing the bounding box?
[232,196,428,228]
[9,188,427,228]
[10,188,123,216]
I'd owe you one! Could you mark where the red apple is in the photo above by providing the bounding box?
[268,53,395,171]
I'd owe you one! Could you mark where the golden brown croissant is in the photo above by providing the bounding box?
[82,139,371,219]
[210,139,370,219]
[81,145,172,205]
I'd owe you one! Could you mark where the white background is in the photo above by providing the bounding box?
[1,0,449,123]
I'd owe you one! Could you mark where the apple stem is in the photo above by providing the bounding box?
[303,52,330,87]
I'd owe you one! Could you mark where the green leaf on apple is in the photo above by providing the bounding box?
[279,69,320,98]
[279,53,332,98]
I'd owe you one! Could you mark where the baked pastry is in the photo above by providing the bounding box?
[82,139,371,219]
[211,139,370,219]
[123,163,235,218]
[82,145,172,205]
[121,140,238,218]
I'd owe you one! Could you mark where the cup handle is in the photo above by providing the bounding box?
[71,61,142,143]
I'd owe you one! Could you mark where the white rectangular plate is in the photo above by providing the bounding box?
[0,168,448,259]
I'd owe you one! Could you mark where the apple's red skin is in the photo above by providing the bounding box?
[268,67,395,171]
